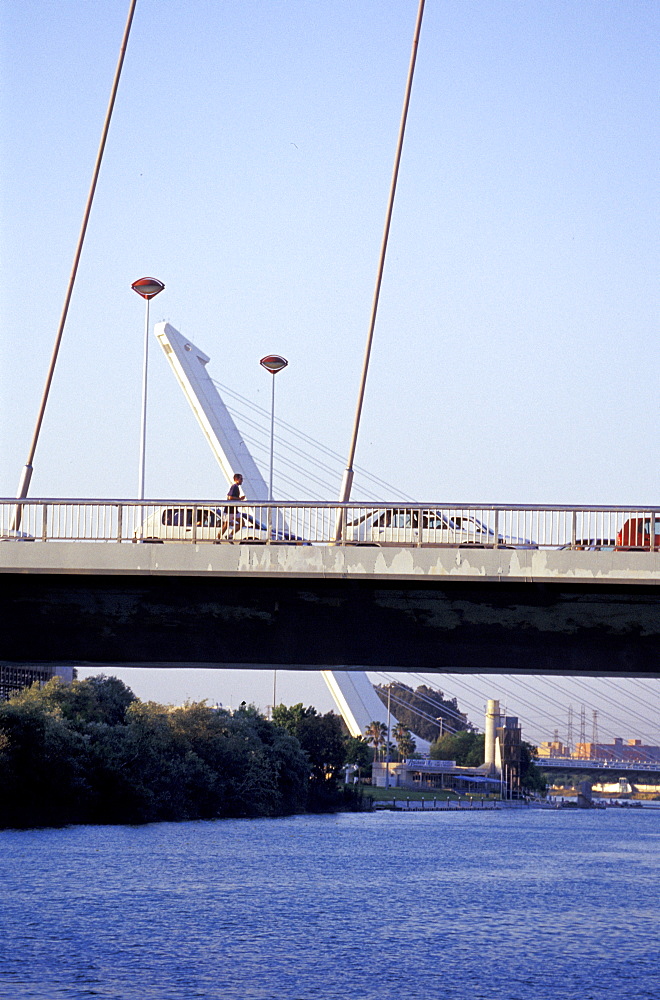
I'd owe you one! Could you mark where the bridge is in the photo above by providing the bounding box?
[2,499,659,677]
[537,757,660,774]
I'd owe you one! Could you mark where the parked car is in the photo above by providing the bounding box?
[616,517,660,550]
[343,508,535,547]
[134,505,301,543]
[0,529,34,541]
[560,538,617,551]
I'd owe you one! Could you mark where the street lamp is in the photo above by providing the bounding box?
[260,354,288,718]
[259,355,288,501]
[132,277,165,499]
[385,683,392,789]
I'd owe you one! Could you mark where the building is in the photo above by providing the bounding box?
[371,697,522,796]
[574,739,660,764]
[537,740,570,758]
[484,699,522,787]
[0,664,74,702]
[538,737,660,764]
[372,759,501,794]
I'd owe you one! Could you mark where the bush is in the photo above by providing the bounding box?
[0,679,311,828]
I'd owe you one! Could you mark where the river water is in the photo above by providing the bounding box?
[1,808,658,1000]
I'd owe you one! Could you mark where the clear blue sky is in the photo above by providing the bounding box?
[1,1,658,739]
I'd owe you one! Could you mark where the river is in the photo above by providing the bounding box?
[1,808,658,999]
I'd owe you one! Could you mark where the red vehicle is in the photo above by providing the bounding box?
[616,517,660,550]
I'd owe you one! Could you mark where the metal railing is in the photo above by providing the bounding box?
[539,757,660,772]
[1,499,658,549]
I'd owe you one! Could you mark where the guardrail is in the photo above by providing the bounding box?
[1,499,658,549]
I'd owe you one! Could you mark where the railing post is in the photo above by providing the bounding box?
[10,501,24,534]
[571,509,577,549]
[191,506,198,544]
[41,503,48,542]
[267,503,272,544]
[333,505,346,545]
[493,509,500,548]
[117,504,123,543]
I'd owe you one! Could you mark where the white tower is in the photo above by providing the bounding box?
[485,699,502,773]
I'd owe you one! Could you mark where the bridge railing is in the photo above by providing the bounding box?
[1,499,658,549]
[539,757,660,772]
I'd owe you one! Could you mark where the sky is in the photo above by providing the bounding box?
[1,0,658,742]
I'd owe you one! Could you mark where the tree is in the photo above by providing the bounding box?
[0,697,90,827]
[344,736,372,779]
[272,703,316,732]
[430,731,485,766]
[0,680,312,827]
[272,703,347,809]
[364,720,387,761]
[392,722,417,761]
[374,682,473,742]
[9,674,135,727]
[520,741,546,794]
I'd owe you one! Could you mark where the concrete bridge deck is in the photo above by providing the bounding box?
[1,537,660,582]
[2,542,659,675]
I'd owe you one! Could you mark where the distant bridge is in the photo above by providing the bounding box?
[538,757,660,774]
[1,499,659,677]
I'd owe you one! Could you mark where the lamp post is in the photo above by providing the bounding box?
[385,683,392,789]
[132,277,165,500]
[259,355,288,501]
[260,354,288,717]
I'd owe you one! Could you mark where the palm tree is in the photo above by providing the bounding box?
[392,722,417,761]
[392,722,408,756]
[364,720,387,761]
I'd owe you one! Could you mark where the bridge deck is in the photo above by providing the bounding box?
[1,542,659,676]
[2,539,660,584]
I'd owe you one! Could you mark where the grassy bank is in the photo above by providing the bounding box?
[356,786,494,803]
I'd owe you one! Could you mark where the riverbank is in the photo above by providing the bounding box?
[371,797,533,810]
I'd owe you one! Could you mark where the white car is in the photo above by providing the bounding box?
[344,508,535,548]
[134,505,301,544]
[0,529,34,541]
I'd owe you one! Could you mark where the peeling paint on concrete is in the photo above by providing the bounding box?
[2,540,660,585]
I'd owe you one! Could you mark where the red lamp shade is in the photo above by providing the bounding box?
[131,277,165,300]
[260,355,288,374]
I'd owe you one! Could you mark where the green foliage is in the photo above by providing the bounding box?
[429,732,546,793]
[272,703,347,810]
[0,679,310,829]
[8,674,136,726]
[374,682,472,742]
[430,731,485,766]
[520,741,546,793]
[364,720,387,760]
[343,736,372,773]
[392,723,417,761]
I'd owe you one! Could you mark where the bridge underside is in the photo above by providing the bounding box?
[2,573,659,676]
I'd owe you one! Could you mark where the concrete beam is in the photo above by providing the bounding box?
[1,541,660,585]
[1,548,659,676]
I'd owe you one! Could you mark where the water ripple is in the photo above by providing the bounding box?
[0,810,658,999]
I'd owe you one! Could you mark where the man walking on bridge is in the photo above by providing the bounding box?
[222,473,245,539]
